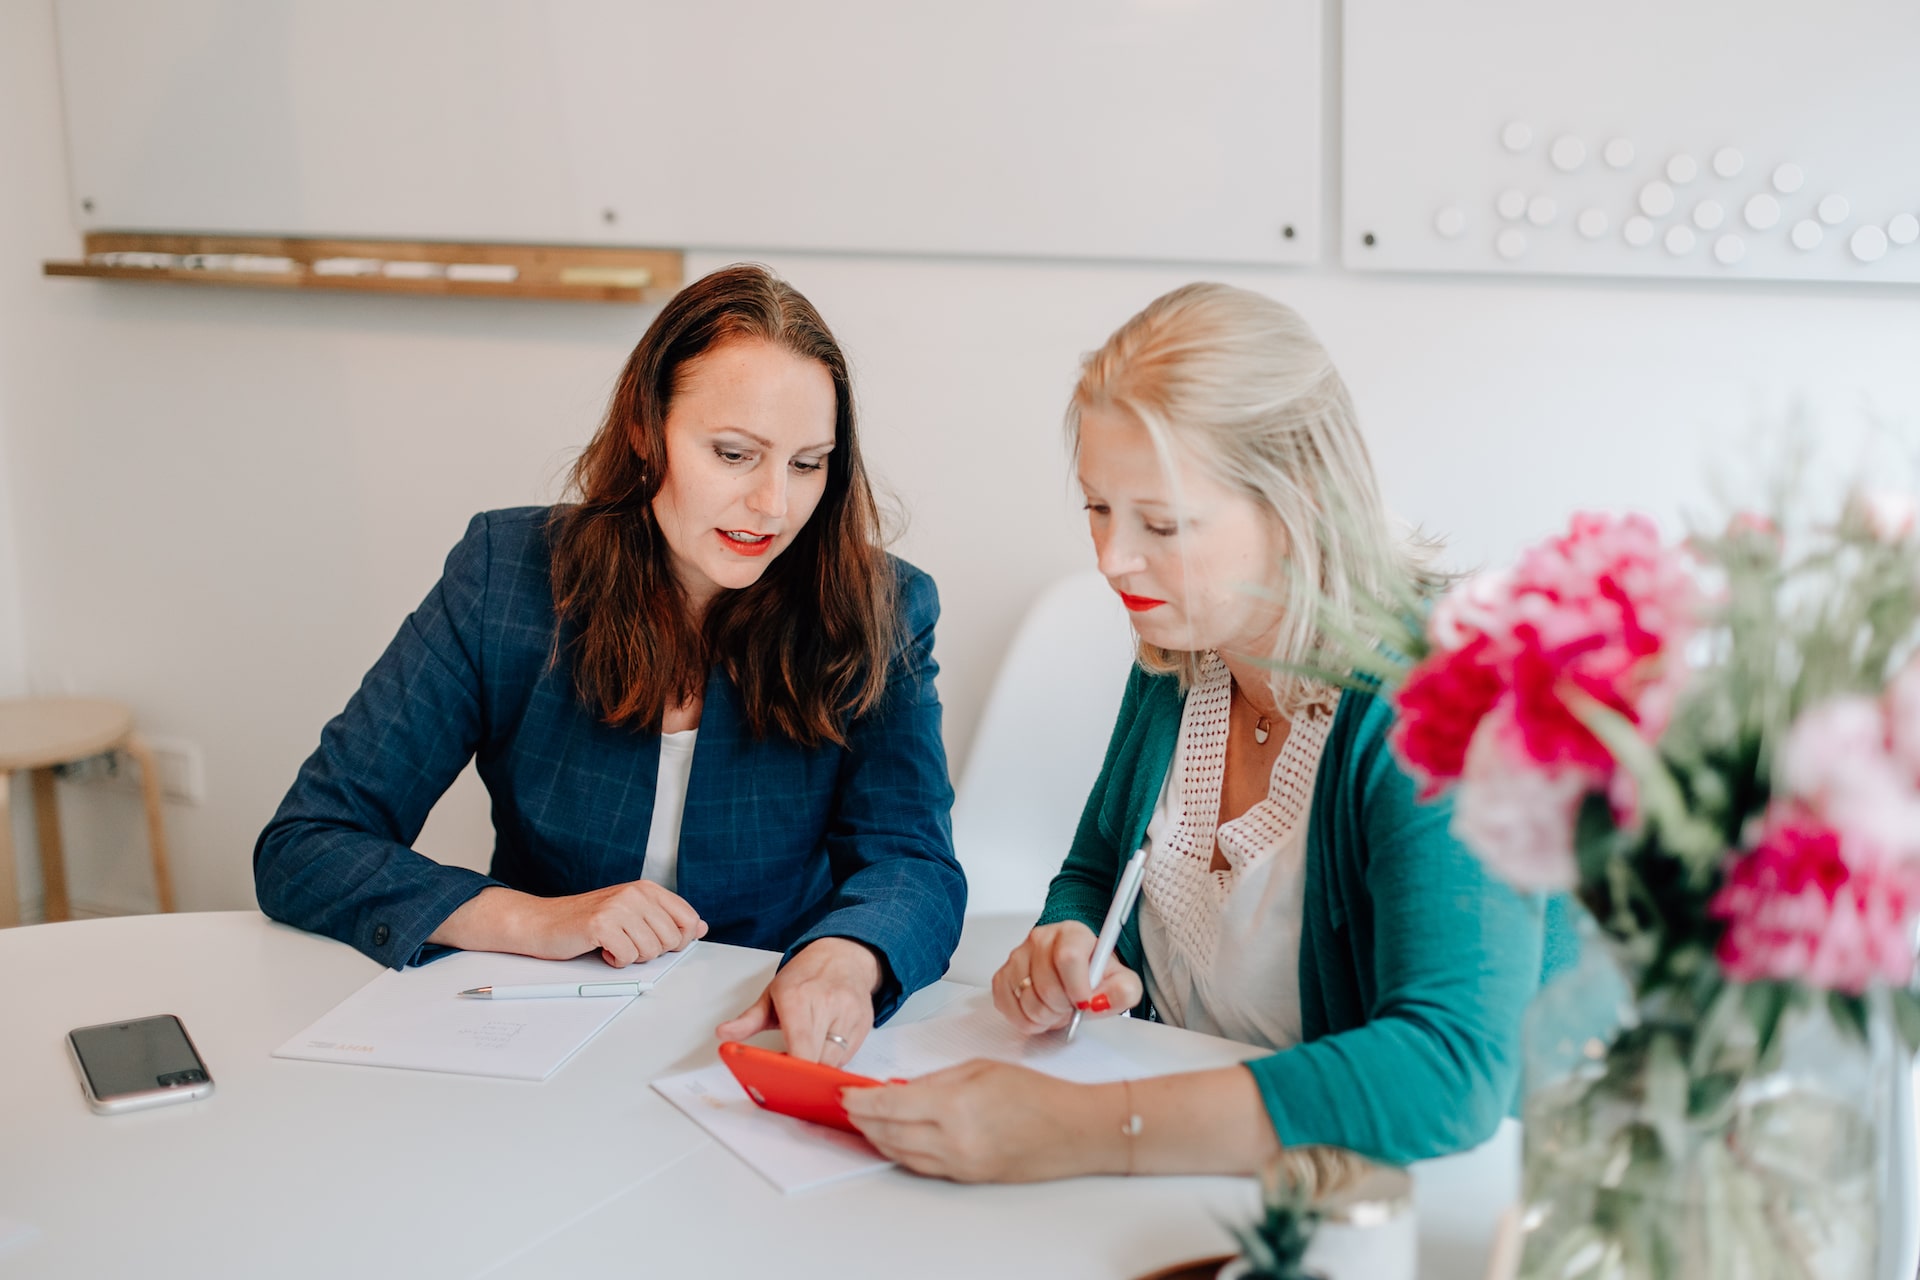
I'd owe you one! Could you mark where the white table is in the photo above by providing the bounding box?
[0,913,1515,1279]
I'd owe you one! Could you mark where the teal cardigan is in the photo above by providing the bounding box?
[1037,666,1576,1166]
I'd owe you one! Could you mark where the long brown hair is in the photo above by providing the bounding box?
[548,264,896,746]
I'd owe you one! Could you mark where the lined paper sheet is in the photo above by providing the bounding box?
[652,991,1143,1192]
[274,946,694,1081]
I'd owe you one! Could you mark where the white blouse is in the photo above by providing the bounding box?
[639,728,698,893]
[1138,653,1337,1051]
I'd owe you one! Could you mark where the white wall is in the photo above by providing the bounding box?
[3,1,1918,917]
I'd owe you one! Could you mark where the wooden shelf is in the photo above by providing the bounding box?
[44,232,683,304]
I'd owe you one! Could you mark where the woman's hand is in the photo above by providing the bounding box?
[430,881,706,966]
[992,922,1143,1035]
[842,1060,1118,1183]
[716,937,883,1067]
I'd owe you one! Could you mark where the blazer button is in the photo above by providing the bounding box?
[372,924,391,947]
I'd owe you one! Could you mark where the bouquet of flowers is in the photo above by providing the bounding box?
[1320,493,1920,1279]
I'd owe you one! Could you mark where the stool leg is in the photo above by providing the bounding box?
[0,770,18,928]
[30,767,71,923]
[121,735,176,913]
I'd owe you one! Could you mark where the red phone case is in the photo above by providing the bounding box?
[717,1040,882,1133]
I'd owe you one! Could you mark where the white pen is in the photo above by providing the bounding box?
[1067,846,1148,1043]
[457,980,655,1000]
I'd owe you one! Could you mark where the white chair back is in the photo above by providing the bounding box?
[951,571,1136,920]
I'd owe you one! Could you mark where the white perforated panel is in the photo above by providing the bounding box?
[1343,0,1920,284]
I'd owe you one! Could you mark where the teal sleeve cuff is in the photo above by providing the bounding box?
[1034,888,1106,932]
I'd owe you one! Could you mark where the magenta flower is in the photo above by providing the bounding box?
[1390,512,1701,884]
[1712,807,1920,994]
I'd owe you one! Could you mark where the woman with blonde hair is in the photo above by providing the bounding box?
[843,282,1572,1179]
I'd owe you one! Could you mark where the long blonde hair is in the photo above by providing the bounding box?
[1067,282,1438,714]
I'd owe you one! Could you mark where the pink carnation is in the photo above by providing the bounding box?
[1450,705,1592,890]
[1776,694,1920,871]
[1886,655,1920,787]
[1391,636,1505,797]
[1854,490,1918,544]
[1712,808,1920,994]
[1392,512,1701,804]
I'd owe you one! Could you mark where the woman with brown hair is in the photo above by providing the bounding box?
[255,265,964,1062]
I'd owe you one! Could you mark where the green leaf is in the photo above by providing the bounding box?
[1892,988,1920,1055]
[1686,979,1741,1077]
[1571,697,1725,869]
[1573,791,1619,888]
[1742,982,1792,1068]
[1644,1030,1690,1160]
[1826,990,1871,1044]
[1687,1071,1740,1127]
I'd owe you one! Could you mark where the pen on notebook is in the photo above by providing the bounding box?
[1067,846,1148,1043]
[458,980,656,1000]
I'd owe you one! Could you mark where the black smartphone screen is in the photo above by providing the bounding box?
[69,1015,208,1099]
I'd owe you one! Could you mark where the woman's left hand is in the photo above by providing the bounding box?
[841,1060,1111,1183]
[716,937,882,1067]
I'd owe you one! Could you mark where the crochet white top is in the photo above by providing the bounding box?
[1138,652,1338,1051]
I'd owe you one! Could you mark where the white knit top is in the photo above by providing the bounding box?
[1138,652,1338,1050]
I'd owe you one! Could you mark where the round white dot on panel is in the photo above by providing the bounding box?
[1502,121,1533,152]
[1818,194,1851,225]
[1713,147,1745,179]
[1851,225,1889,263]
[1577,208,1609,239]
[1791,219,1824,250]
[1496,228,1528,259]
[1435,206,1467,239]
[1527,195,1558,226]
[1639,181,1675,217]
[1714,235,1746,265]
[1550,136,1587,172]
[1604,138,1636,169]
[1890,213,1920,245]
[1497,189,1527,220]
[1624,216,1655,246]
[1665,224,1697,255]
[1667,154,1699,184]
[1692,200,1725,231]
[1744,194,1781,230]
[1773,163,1805,194]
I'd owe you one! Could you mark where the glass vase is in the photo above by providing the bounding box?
[1514,922,1888,1280]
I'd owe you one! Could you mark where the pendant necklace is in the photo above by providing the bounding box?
[1235,681,1273,745]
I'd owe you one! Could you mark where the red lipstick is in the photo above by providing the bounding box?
[1119,593,1165,612]
[717,529,775,557]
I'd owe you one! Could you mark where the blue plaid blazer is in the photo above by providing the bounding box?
[254,507,964,1019]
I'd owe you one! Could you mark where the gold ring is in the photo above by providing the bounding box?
[1016,975,1033,993]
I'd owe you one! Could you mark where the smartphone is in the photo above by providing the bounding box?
[67,1014,215,1115]
[718,1041,890,1133]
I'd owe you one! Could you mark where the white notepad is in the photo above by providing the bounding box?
[274,945,694,1081]
[652,990,1143,1193]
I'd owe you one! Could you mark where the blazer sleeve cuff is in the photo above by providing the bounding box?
[375,866,502,969]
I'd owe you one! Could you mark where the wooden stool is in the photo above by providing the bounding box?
[0,698,175,927]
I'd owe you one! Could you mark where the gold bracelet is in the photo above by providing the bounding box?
[1120,1078,1143,1176]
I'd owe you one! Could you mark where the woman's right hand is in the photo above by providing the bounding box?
[434,881,707,966]
[991,922,1143,1036]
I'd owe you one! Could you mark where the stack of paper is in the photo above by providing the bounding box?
[652,991,1143,1192]
[275,946,694,1081]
